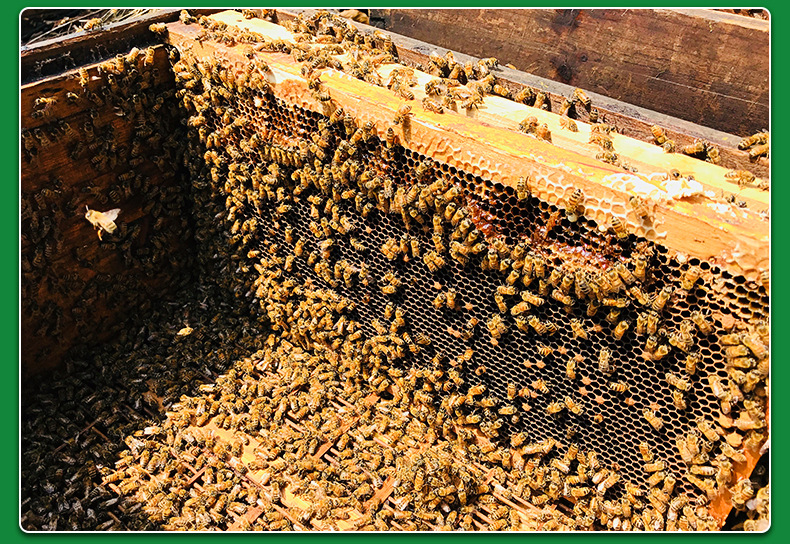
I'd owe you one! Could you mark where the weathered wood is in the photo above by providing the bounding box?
[21,8,221,84]
[168,13,767,284]
[21,46,192,378]
[375,9,769,137]
[282,8,768,186]
[212,10,768,209]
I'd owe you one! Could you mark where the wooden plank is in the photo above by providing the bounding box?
[281,9,768,191]
[20,8,222,84]
[20,46,191,378]
[213,8,769,206]
[166,14,767,284]
[375,9,769,137]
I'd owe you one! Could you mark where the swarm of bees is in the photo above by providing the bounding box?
[22,9,768,533]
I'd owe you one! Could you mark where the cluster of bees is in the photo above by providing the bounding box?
[648,125,720,163]
[738,131,769,161]
[21,282,270,530]
[650,124,769,192]
[22,10,769,532]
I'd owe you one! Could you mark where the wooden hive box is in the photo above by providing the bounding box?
[21,9,769,532]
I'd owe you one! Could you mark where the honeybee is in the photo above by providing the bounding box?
[598,348,612,375]
[518,116,538,134]
[32,96,57,119]
[589,132,614,150]
[546,401,564,415]
[393,104,412,125]
[498,404,517,417]
[569,318,588,340]
[487,314,508,343]
[530,378,549,395]
[628,195,650,220]
[724,344,750,364]
[720,442,746,463]
[651,125,667,145]
[565,188,584,221]
[83,17,103,31]
[610,217,629,240]
[149,22,167,36]
[635,312,648,335]
[643,408,664,431]
[609,381,628,393]
[551,289,574,306]
[142,46,156,67]
[677,353,700,379]
[381,271,402,295]
[664,372,690,392]
[741,333,767,361]
[534,90,548,109]
[565,358,577,380]
[567,88,590,110]
[468,384,486,396]
[494,293,508,313]
[460,91,483,111]
[738,131,769,150]
[660,379,685,406]
[652,343,670,361]
[516,176,530,200]
[380,238,401,261]
[747,141,769,159]
[385,127,397,148]
[423,250,445,272]
[680,139,706,156]
[679,265,702,291]
[520,292,544,308]
[724,169,757,187]
[613,319,630,340]
[632,255,648,282]
[559,116,578,132]
[84,206,120,239]
[312,89,332,102]
[626,285,650,307]
[706,144,721,163]
[536,123,552,142]
[651,285,673,312]
[564,396,583,415]
[527,315,550,335]
[586,299,601,317]
[513,86,535,104]
[446,288,460,310]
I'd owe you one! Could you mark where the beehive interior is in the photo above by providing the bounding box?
[21,11,769,531]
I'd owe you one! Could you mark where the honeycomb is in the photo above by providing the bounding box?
[169,11,767,527]
[20,10,769,532]
[195,91,766,490]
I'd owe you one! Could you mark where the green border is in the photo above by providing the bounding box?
[9,2,781,542]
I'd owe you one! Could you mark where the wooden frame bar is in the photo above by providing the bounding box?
[20,8,221,84]
[373,9,769,138]
[167,12,767,283]
[281,8,768,181]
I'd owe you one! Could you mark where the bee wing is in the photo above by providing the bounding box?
[104,208,121,221]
